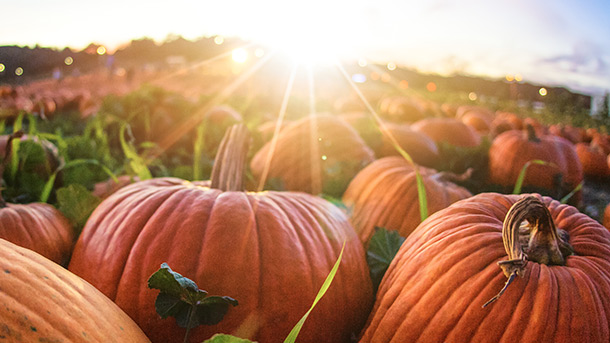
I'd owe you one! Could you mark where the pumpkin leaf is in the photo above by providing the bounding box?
[367,227,406,291]
[203,334,255,343]
[148,263,238,331]
[56,184,101,229]
[283,241,345,343]
[119,123,152,180]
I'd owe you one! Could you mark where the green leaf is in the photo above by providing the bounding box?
[148,263,203,298]
[193,122,206,180]
[203,334,255,343]
[513,160,554,194]
[283,241,345,343]
[40,159,117,203]
[148,263,238,330]
[56,184,101,228]
[367,227,406,291]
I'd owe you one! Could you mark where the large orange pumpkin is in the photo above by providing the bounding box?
[360,193,610,342]
[250,114,374,197]
[68,125,373,343]
[604,203,610,229]
[0,238,150,342]
[342,156,471,245]
[488,125,583,198]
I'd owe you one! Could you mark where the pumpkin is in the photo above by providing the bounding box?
[378,96,427,123]
[0,197,73,265]
[549,124,583,144]
[360,193,610,342]
[250,114,374,197]
[592,133,610,155]
[459,111,493,134]
[0,238,150,342]
[92,175,140,199]
[340,113,439,168]
[490,112,523,137]
[68,124,373,343]
[411,117,481,147]
[488,125,583,200]
[342,156,471,245]
[575,143,610,178]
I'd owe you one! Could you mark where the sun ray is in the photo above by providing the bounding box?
[152,50,276,160]
[256,62,298,192]
[306,64,322,195]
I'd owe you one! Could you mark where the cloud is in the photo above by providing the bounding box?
[539,41,608,74]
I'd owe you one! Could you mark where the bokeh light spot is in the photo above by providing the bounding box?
[214,36,224,45]
[352,73,366,83]
[370,72,380,81]
[97,46,106,55]
[15,67,23,76]
[387,62,396,71]
[539,88,548,96]
[381,73,391,82]
[468,92,478,101]
[0,64,4,73]
[232,48,248,63]
[515,74,523,82]
[426,82,437,92]
[358,58,367,67]
[64,56,73,65]
[399,80,409,89]
[505,74,514,82]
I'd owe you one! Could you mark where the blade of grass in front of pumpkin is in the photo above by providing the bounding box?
[283,241,345,343]
[560,181,583,204]
[119,123,152,180]
[512,160,552,194]
[193,122,206,180]
[39,159,118,203]
[9,114,24,183]
[334,62,429,222]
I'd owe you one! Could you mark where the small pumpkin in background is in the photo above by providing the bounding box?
[342,156,472,246]
[340,113,439,168]
[488,124,583,202]
[378,96,427,123]
[490,111,523,137]
[411,117,481,148]
[92,175,140,199]
[0,238,150,342]
[250,114,374,197]
[360,193,610,342]
[69,124,373,343]
[591,133,610,155]
[575,142,610,179]
[549,124,583,144]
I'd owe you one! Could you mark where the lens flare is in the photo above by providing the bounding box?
[232,48,248,63]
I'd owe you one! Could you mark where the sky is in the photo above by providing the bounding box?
[2,0,610,96]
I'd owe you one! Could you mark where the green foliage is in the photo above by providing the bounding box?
[367,228,406,291]
[512,160,555,194]
[56,184,101,230]
[203,334,255,343]
[148,263,238,342]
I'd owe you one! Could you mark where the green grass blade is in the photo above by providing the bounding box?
[193,123,206,180]
[120,124,152,180]
[560,181,583,204]
[9,115,24,182]
[512,160,552,194]
[283,241,345,343]
[39,172,58,203]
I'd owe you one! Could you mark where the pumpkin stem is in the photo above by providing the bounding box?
[482,196,573,308]
[210,124,250,192]
[525,124,540,143]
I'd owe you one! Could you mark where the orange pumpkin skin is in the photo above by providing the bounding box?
[360,193,610,342]
[378,96,427,123]
[411,117,481,147]
[488,129,583,193]
[68,178,373,343]
[342,156,471,245]
[0,238,150,342]
[250,115,374,196]
[0,202,73,265]
[575,143,610,178]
